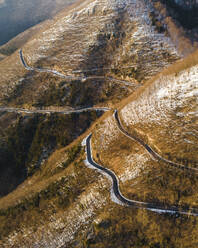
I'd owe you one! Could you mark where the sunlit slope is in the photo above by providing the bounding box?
[120,58,198,166]
[92,50,198,210]
[0,0,180,105]
[0,44,198,248]
[1,1,198,247]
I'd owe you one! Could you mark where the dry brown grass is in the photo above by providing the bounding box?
[1,0,198,215]
[1,2,198,246]
[2,44,198,209]
[117,48,198,111]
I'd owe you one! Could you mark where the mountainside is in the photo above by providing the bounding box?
[0,0,184,106]
[0,0,198,247]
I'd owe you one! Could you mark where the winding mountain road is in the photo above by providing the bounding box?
[0,106,110,115]
[19,49,83,81]
[84,134,198,217]
[19,49,137,86]
[3,103,197,216]
[9,49,198,216]
[114,110,198,173]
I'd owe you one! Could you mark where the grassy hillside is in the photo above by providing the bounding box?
[0,48,197,247]
[0,0,197,247]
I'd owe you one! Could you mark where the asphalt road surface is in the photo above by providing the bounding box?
[84,133,198,217]
[114,110,198,173]
[19,49,138,86]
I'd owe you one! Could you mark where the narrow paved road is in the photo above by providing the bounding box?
[19,49,83,81]
[19,49,137,86]
[114,110,198,173]
[0,106,110,115]
[9,50,198,216]
[85,134,198,216]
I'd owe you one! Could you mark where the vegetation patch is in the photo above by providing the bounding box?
[0,111,102,196]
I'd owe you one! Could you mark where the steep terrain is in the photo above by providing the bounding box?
[0,0,198,247]
[0,0,183,193]
[0,0,182,106]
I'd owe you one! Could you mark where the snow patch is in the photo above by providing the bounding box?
[121,65,198,126]
[95,115,119,150]
[119,153,149,182]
